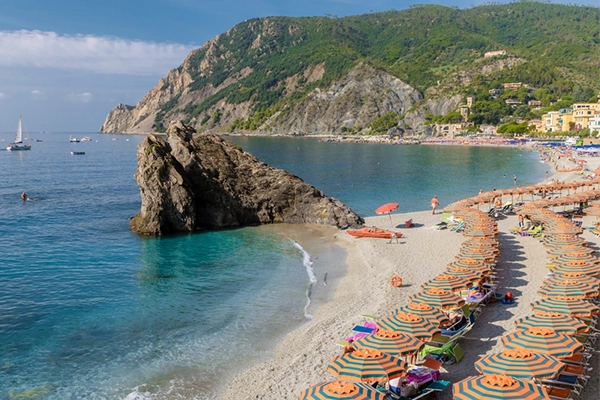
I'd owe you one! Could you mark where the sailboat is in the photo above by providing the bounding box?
[6,116,31,151]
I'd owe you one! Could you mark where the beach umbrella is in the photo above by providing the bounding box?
[514,313,589,336]
[453,374,551,400]
[550,255,600,265]
[299,381,386,400]
[394,302,450,327]
[463,238,500,247]
[531,297,600,319]
[547,247,594,258]
[448,258,494,274]
[457,251,498,263]
[549,272,600,289]
[474,348,565,380]
[409,288,465,310]
[549,262,600,278]
[462,230,498,238]
[376,312,441,341]
[501,328,584,358]
[537,281,598,299]
[422,274,473,292]
[353,329,425,357]
[375,203,399,228]
[327,349,407,383]
[445,266,484,283]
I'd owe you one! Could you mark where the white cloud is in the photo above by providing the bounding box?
[0,30,196,75]
[31,89,45,99]
[66,92,93,103]
[0,92,6,100]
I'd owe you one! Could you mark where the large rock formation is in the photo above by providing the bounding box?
[130,121,364,235]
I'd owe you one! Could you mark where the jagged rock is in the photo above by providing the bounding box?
[130,121,364,235]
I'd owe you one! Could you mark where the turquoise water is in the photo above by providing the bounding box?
[0,133,545,399]
[228,137,546,216]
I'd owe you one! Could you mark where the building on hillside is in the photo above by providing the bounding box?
[434,123,464,138]
[543,112,561,133]
[479,124,498,135]
[503,82,523,90]
[484,50,507,58]
[572,103,600,112]
[573,108,596,130]
[528,119,543,132]
[558,111,574,132]
[528,100,542,107]
[489,89,502,97]
[505,99,522,107]
[466,97,475,107]
[460,105,470,122]
[589,113,600,135]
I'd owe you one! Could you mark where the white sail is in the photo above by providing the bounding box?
[15,116,23,143]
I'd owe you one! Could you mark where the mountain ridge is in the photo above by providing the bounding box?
[100,2,600,135]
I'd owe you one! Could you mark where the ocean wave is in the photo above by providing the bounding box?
[292,240,315,320]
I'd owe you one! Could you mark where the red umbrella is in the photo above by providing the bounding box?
[376,203,399,228]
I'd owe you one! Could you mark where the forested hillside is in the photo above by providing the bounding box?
[101,1,599,135]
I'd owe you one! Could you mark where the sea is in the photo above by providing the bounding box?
[0,132,546,400]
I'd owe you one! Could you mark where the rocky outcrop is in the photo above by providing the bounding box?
[130,121,364,235]
[275,64,422,134]
[400,95,464,135]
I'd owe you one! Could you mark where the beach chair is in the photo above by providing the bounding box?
[450,221,465,232]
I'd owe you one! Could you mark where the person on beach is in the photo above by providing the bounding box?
[518,214,524,230]
[21,192,27,201]
[388,232,399,244]
[513,174,517,185]
[342,339,355,355]
[430,195,439,215]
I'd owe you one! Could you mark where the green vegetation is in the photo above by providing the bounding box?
[370,112,398,133]
[155,2,599,131]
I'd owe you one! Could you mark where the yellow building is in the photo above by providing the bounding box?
[572,103,600,112]
[558,112,574,132]
[574,108,595,130]
[542,111,561,133]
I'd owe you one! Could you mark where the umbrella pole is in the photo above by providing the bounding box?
[389,214,393,229]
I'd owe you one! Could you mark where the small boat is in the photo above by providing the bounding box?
[80,136,92,142]
[69,135,80,143]
[346,227,402,239]
[6,116,31,151]
[70,151,85,155]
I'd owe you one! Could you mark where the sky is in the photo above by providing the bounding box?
[0,0,595,132]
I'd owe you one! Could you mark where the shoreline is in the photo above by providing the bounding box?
[220,143,600,399]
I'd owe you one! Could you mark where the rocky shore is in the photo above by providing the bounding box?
[130,121,364,235]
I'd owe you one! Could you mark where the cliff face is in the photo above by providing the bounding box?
[130,121,364,236]
[100,63,423,135]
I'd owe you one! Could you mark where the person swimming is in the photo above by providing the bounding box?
[21,192,27,201]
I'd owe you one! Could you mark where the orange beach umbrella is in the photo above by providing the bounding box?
[353,329,425,357]
[327,349,407,382]
[531,297,600,319]
[375,203,399,228]
[394,302,450,327]
[299,381,386,400]
[453,374,551,400]
[409,288,466,310]
[514,313,589,336]
[376,312,441,341]
[474,348,565,380]
[501,328,584,358]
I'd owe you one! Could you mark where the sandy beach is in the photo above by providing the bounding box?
[221,144,600,400]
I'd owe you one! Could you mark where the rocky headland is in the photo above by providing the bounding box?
[129,121,364,235]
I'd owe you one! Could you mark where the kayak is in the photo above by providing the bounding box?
[346,227,402,239]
